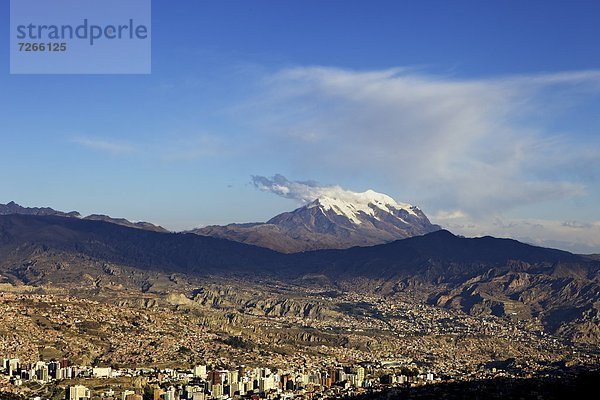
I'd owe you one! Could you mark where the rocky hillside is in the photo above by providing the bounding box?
[0,214,598,344]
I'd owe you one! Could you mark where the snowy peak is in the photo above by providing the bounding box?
[306,189,418,225]
[263,189,440,247]
[193,189,440,253]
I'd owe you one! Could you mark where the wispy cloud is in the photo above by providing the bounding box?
[252,174,323,203]
[71,133,225,161]
[252,174,406,206]
[71,137,134,155]
[242,67,600,216]
[435,212,600,254]
[252,174,600,253]
[238,66,600,252]
[157,134,227,162]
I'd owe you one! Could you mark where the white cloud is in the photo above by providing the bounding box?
[435,211,600,254]
[71,133,225,161]
[241,66,600,252]
[252,174,375,204]
[252,174,415,210]
[432,210,468,220]
[72,137,134,155]
[252,175,600,253]
[252,174,342,203]
[245,67,600,217]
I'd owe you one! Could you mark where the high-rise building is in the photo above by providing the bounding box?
[92,367,112,378]
[229,381,244,396]
[228,370,239,384]
[184,384,205,400]
[49,361,62,380]
[121,390,135,400]
[163,387,176,400]
[193,365,207,380]
[353,366,365,387]
[66,385,91,400]
[192,393,205,400]
[211,384,223,398]
[36,364,49,383]
[208,370,227,385]
[7,358,20,377]
[258,376,276,393]
[346,373,357,386]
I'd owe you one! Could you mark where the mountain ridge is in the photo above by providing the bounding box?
[0,201,168,233]
[0,213,598,344]
[193,190,441,252]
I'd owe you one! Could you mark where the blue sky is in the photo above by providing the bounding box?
[1,0,600,252]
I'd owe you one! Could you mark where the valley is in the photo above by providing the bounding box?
[0,207,598,399]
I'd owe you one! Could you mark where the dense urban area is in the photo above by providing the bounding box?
[0,284,598,400]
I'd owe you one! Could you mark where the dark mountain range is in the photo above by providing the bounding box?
[294,229,582,276]
[192,190,440,252]
[1,214,584,278]
[82,214,169,233]
[0,201,168,233]
[0,213,598,343]
[0,214,280,276]
[0,201,81,218]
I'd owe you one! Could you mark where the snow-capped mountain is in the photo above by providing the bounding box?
[306,189,418,224]
[193,190,440,253]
